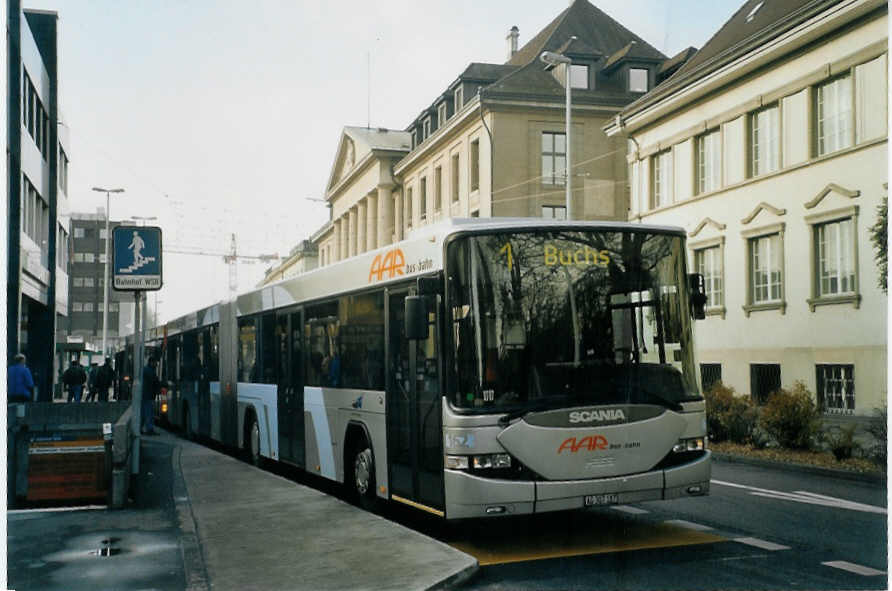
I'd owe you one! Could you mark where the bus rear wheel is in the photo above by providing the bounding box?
[246,415,261,467]
[351,441,379,511]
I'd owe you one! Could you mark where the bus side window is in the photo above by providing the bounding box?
[260,313,278,384]
[238,317,258,383]
[304,301,339,387]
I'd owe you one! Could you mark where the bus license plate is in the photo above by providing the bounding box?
[585,494,619,506]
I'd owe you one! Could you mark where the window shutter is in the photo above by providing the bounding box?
[855,54,887,143]
[783,90,809,166]
[722,117,745,185]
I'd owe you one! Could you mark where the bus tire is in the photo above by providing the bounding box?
[245,413,262,467]
[350,437,379,512]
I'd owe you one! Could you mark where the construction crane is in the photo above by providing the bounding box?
[164,233,279,297]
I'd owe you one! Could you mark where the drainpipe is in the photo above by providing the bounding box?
[615,114,642,223]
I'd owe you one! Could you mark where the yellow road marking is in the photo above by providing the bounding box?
[391,494,446,517]
[449,517,724,566]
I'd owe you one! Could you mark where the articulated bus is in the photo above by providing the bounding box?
[134,219,711,519]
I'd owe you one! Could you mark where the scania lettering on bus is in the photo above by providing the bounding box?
[568,409,626,424]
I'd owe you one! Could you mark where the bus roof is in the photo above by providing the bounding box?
[161,218,687,326]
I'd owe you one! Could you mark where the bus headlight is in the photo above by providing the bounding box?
[445,455,470,470]
[672,437,705,453]
[445,453,512,470]
[473,453,512,469]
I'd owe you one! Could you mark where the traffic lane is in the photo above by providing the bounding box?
[442,509,724,566]
[639,461,887,569]
[461,540,885,590]
[710,460,887,508]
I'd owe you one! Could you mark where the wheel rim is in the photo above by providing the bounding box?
[354,448,372,495]
[250,421,260,460]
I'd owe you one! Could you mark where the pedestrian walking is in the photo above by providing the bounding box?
[96,357,114,403]
[85,363,99,402]
[141,356,160,435]
[7,354,35,403]
[62,360,87,403]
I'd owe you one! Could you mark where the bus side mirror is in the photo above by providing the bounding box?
[689,273,707,320]
[405,296,429,340]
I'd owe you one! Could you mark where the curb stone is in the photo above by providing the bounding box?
[712,451,887,485]
[170,440,211,591]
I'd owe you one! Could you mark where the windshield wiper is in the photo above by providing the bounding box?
[635,389,684,412]
[498,398,565,427]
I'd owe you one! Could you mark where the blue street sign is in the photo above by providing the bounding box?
[112,225,163,291]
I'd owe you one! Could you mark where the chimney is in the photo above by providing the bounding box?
[506,25,519,60]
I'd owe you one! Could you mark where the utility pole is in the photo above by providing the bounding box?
[225,233,238,297]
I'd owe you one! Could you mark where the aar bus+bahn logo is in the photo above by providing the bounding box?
[558,435,609,454]
[368,248,406,282]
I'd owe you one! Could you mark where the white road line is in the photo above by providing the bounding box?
[712,480,887,515]
[664,519,714,531]
[8,504,107,514]
[822,561,886,576]
[611,505,649,515]
[733,537,790,551]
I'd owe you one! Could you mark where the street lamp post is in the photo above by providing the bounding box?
[91,187,125,359]
[540,50,573,220]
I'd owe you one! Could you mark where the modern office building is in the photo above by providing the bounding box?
[7,1,70,400]
[64,212,136,356]
[604,0,888,415]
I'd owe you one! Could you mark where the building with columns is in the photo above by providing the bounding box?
[604,0,887,415]
[318,126,410,266]
[261,0,694,284]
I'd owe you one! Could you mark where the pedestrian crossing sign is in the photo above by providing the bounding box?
[112,225,163,291]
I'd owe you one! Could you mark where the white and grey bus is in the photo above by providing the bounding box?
[140,218,711,519]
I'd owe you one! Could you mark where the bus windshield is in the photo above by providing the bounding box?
[446,229,700,413]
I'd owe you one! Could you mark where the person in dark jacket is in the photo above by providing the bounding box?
[85,363,99,402]
[7,354,35,403]
[62,360,88,403]
[95,357,115,402]
[141,356,160,435]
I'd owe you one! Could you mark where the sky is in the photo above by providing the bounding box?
[34,0,742,322]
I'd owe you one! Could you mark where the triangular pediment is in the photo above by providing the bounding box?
[804,183,860,209]
[688,217,726,238]
[741,202,786,225]
[325,127,411,195]
[332,137,356,184]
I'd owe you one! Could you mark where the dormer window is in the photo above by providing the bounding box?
[423,117,431,140]
[629,68,649,92]
[454,86,464,113]
[746,1,764,23]
[570,64,589,89]
[438,103,447,125]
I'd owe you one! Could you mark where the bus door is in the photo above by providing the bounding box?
[197,328,212,438]
[387,290,445,513]
[276,308,305,467]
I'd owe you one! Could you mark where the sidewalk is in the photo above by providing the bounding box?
[7,430,477,591]
[172,431,478,591]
